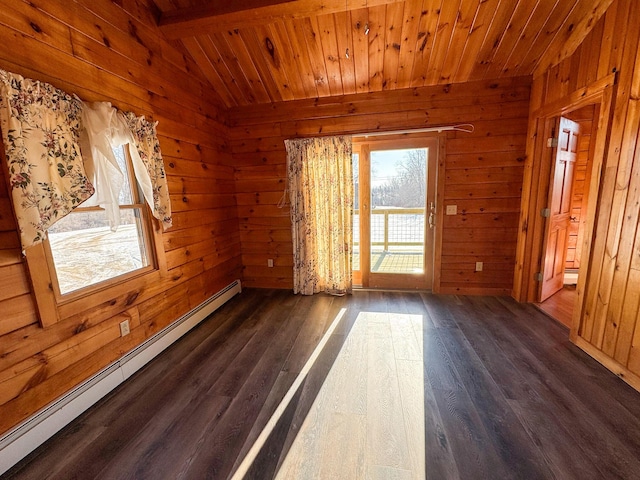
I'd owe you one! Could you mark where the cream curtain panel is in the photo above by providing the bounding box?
[80,101,128,230]
[0,70,95,249]
[81,104,173,231]
[285,136,353,295]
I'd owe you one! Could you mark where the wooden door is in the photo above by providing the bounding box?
[540,117,580,301]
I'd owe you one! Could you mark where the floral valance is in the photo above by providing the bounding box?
[0,69,172,250]
[122,111,172,230]
[0,70,95,249]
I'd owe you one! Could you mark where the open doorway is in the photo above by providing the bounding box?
[514,73,616,340]
[536,105,599,328]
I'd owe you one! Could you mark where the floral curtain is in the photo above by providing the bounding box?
[0,69,94,249]
[285,136,353,295]
[122,111,172,230]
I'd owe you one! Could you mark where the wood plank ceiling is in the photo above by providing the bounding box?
[153,0,612,108]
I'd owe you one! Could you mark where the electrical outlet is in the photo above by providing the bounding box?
[446,205,457,215]
[267,258,274,267]
[119,320,130,337]
[475,262,483,272]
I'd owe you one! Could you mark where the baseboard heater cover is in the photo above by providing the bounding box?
[564,271,579,285]
[0,279,242,476]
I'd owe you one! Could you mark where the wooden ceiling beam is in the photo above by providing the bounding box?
[158,0,404,38]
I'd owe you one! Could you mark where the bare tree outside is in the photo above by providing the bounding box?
[371,149,426,207]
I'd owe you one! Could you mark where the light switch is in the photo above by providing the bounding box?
[446,205,457,215]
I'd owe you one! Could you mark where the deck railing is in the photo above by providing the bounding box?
[353,207,425,251]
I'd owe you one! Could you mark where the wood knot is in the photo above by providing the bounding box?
[75,321,88,334]
[265,37,276,61]
[125,292,139,306]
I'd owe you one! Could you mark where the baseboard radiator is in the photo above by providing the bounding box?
[0,279,242,476]
[564,270,579,285]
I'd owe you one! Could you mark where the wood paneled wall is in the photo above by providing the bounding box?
[0,0,240,435]
[228,77,530,294]
[517,0,640,387]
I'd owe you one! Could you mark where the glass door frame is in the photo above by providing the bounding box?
[353,135,439,290]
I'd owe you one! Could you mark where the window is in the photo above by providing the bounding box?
[45,145,155,297]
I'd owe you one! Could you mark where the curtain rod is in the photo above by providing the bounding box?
[354,123,474,138]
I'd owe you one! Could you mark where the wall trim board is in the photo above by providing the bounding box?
[439,286,512,296]
[0,279,242,476]
[574,337,640,393]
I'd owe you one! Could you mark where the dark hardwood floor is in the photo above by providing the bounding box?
[4,289,640,479]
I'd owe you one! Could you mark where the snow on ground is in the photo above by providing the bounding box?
[48,224,146,295]
[48,212,424,293]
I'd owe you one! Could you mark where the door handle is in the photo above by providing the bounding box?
[428,202,435,229]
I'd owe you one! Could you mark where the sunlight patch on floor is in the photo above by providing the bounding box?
[276,311,426,479]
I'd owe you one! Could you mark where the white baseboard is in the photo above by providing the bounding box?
[0,279,241,476]
[564,271,579,285]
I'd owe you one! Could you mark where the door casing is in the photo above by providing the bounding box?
[513,72,616,339]
[353,135,439,290]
